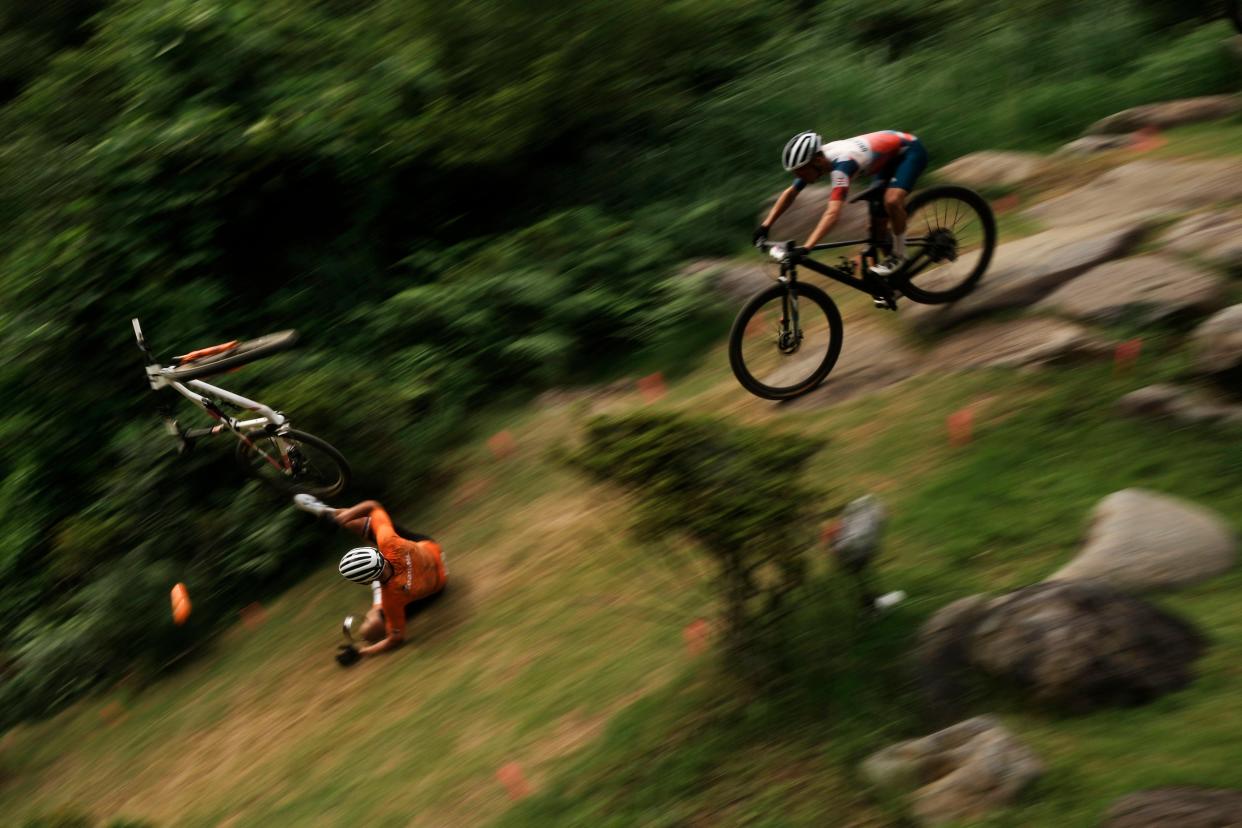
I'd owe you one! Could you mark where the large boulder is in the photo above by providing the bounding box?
[1035,254,1225,324]
[1025,159,1242,229]
[905,216,1155,333]
[1055,134,1133,156]
[1047,489,1236,591]
[1086,95,1242,135]
[930,317,1111,369]
[1117,383,1242,425]
[1103,787,1242,828]
[759,183,870,244]
[917,582,1205,711]
[861,716,1043,827]
[1190,305,1242,379]
[1161,211,1242,274]
[934,151,1046,190]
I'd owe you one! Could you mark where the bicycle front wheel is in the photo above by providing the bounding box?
[897,185,996,305]
[235,428,351,497]
[728,282,843,400]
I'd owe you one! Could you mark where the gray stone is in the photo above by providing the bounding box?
[862,716,1044,827]
[791,314,922,407]
[1161,211,1242,273]
[1117,384,1242,424]
[1103,787,1242,828]
[1025,159,1242,229]
[930,318,1111,369]
[759,183,871,244]
[935,151,1047,189]
[1035,255,1226,324]
[1086,95,1242,135]
[905,217,1155,333]
[1055,134,1133,156]
[1047,489,1236,590]
[1190,305,1242,376]
[968,582,1205,709]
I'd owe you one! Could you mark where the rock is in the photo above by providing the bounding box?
[1086,95,1242,135]
[1190,305,1242,378]
[861,716,1043,827]
[968,582,1205,709]
[915,595,991,709]
[1103,787,1242,828]
[759,183,871,244]
[1161,211,1242,273]
[905,217,1155,333]
[934,151,1046,189]
[1035,255,1225,324]
[1117,384,1242,424]
[1025,159,1242,229]
[1047,489,1236,590]
[791,314,923,406]
[1055,134,1133,156]
[930,318,1111,369]
[831,495,886,572]
[678,258,772,303]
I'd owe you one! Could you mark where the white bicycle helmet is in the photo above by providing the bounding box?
[339,546,385,584]
[782,131,823,171]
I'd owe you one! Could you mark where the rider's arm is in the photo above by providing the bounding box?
[359,630,404,657]
[759,185,801,230]
[804,199,844,248]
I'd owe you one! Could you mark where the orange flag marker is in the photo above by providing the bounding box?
[683,618,711,656]
[496,762,531,800]
[171,582,192,625]
[637,372,667,404]
[1114,338,1142,375]
[947,407,974,447]
[487,430,516,459]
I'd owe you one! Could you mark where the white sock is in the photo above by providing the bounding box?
[892,233,906,257]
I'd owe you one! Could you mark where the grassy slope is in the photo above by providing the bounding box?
[4,122,1242,827]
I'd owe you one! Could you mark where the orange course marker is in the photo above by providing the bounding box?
[487,430,516,460]
[947,407,974,447]
[637,372,666,404]
[682,618,712,657]
[240,601,267,630]
[1114,338,1142,375]
[496,762,531,800]
[171,582,192,625]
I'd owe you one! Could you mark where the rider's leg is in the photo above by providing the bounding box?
[884,188,909,258]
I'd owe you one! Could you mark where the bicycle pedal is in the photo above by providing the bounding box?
[872,295,899,312]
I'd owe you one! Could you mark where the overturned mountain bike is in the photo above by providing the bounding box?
[729,182,996,400]
[133,318,351,496]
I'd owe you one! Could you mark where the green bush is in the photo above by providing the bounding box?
[574,412,825,675]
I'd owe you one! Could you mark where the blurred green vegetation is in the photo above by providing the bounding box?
[0,0,1238,728]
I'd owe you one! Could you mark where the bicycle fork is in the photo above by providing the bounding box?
[777,270,803,355]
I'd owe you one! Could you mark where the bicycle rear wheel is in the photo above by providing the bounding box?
[728,281,843,400]
[235,428,350,497]
[897,186,996,305]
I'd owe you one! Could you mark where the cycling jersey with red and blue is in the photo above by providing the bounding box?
[792,131,919,201]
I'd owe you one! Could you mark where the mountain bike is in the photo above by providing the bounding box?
[729,182,996,400]
[133,318,351,496]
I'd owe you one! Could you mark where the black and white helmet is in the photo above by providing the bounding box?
[782,131,823,171]
[339,546,385,584]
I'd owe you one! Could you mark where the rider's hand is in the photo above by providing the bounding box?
[752,225,769,248]
[336,644,361,667]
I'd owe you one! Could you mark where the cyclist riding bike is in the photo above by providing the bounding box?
[294,495,447,666]
[754,130,928,305]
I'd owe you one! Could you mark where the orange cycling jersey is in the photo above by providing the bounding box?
[369,506,446,638]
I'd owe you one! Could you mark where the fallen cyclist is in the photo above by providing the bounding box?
[755,129,928,307]
[294,494,447,667]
